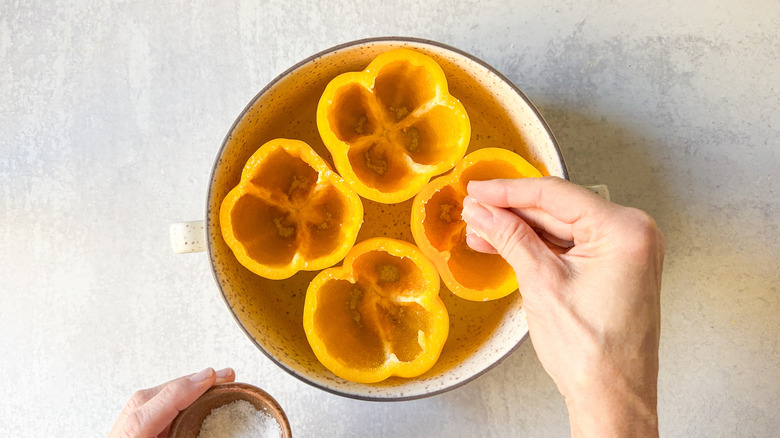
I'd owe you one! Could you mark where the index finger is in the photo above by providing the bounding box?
[129,368,236,407]
[130,369,218,437]
[466,176,611,224]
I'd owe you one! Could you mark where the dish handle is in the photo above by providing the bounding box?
[170,220,206,254]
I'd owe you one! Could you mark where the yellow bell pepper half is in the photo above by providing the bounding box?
[411,148,542,301]
[220,138,363,280]
[303,238,449,383]
[317,48,470,203]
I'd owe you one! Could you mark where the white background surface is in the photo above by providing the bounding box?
[2,1,778,436]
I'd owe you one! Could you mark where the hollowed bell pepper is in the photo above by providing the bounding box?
[220,138,363,280]
[411,148,542,301]
[317,48,470,203]
[303,238,449,383]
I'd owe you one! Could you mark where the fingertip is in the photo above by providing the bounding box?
[466,180,488,196]
[461,198,494,232]
[215,367,235,383]
[466,231,499,254]
[189,367,215,384]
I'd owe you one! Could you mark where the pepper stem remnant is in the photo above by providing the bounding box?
[288,174,310,198]
[439,202,455,223]
[273,217,295,238]
[405,127,420,152]
[388,106,409,121]
[365,150,388,175]
[355,116,368,135]
[378,264,400,283]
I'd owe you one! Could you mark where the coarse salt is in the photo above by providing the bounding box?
[197,399,282,438]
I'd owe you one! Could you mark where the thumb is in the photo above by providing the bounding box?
[461,197,555,281]
[129,368,216,437]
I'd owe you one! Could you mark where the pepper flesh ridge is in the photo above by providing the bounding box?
[411,148,543,301]
[303,238,449,383]
[317,48,471,204]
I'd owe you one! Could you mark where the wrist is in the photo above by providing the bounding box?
[563,360,658,438]
[566,393,658,438]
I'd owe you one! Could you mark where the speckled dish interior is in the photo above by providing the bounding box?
[206,37,567,400]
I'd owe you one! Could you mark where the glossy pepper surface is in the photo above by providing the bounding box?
[220,138,363,280]
[317,48,470,203]
[411,148,542,301]
[303,238,449,383]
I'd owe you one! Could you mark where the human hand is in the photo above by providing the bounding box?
[109,367,235,438]
[461,177,664,438]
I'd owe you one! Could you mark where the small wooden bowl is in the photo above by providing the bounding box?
[168,382,292,437]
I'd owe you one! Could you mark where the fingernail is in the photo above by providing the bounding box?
[461,199,493,230]
[215,367,234,379]
[466,180,483,195]
[189,368,213,383]
[465,225,480,238]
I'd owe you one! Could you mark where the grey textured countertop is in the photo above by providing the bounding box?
[1,1,778,436]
